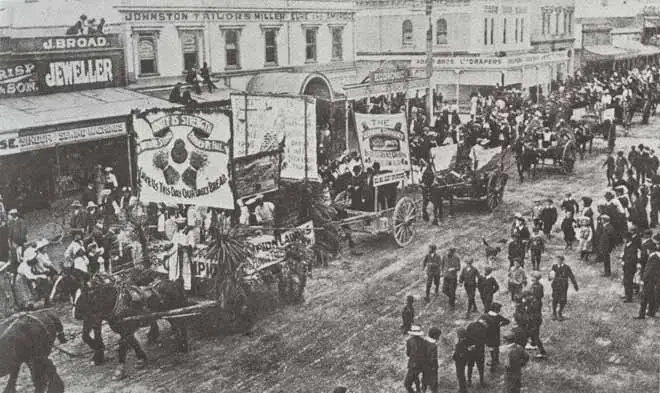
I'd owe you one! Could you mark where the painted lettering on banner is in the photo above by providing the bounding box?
[0,63,38,96]
[133,110,234,209]
[231,94,319,181]
[354,113,410,174]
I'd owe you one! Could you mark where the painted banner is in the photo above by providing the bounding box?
[133,110,234,209]
[231,94,319,181]
[603,108,615,121]
[571,107,587,121]
[354,112,410,173]
[232,150,281,199]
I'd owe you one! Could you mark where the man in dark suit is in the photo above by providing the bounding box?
[479,302,510,372]
[596,214,617,277]
[621,232,638,303]
[422,327,442,393]
[404,325,426,393]
[635,235,660,319]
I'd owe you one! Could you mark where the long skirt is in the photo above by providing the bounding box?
[13,274,35,310]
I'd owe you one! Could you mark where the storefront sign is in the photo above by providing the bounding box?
[12,35,120,53]
[133,110,234,210]
[344,77,430,100]
[0,122,127,156]
[123,10,353,22]
[233,150,281,199]
[411,51,569,70]
[370,69,410,84]
[354,113,410,174]
[231,94,319,181]
[0,62,38,97]
[0,53,124,98]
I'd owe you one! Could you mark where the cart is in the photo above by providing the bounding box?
[339,171,418,247]
[524,126,578,175]
[428,144,510,213]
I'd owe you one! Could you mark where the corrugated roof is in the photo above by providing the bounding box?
[0,88,175,134]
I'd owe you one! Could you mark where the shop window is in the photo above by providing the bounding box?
[331,27,343,61]
[264,28,278,65]
[556,11,560,34]
[515,18,519,42]
[402,19,413,46]
[181,32,199,72]
[138,35,157,75]
[568,12,572,33]
[541,12,546,35]
[224,29,240,68]
[305,28,318,62]
[484,18,488,45]
[563,11,567,34]
[503,18,507,44]
[436,18,447,44]
[490,17,494,45]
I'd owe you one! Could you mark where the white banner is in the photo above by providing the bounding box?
[231,94,319,180]
[133,110,234,209]
[571,107,587,121]
[354,112,410,173]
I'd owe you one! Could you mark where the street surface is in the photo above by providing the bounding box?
[10,117,660,393]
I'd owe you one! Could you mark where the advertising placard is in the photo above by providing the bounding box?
[231,94,319,180]
[354,113,410,173]
[0,61,39,97]
[232,150,281,199]
[133,110,234,209]
[12,34,121,53]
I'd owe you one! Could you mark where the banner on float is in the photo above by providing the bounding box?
[133,110,234,209]
[571,107,587,121]
[603,108,615,121]
[232,150,281,199]
[230,94,319,181]
[354,112,410,173]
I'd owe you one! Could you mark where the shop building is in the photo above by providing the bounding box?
[355,0,570,107]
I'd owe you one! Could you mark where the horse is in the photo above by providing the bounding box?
[0,310,67,393]
[73,276,190,380]
[574,126,594,159]
[512,139,539,183]
[420,164,454,224]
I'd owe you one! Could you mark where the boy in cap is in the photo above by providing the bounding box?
[401,295,415,335]
[404,325,426,393]
[539,199,558,239]
[459,259,480,316]
[478,266,499,313]
[529,225,545,271]
[508,259,526,302]
[549,255,579,321]
[479,302,510,372]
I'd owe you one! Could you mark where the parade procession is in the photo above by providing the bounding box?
[3,0,660,392]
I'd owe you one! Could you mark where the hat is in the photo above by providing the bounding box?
[175,217,187,225]
[86,242,98,252]
[653,233,660,243]
[333,388,348,393]
[545,198,554,204]
[531,270,542,280]
[490,302,502,313]
[600,214,610,221]
[104,167,113,172]
[514,213,523,219]
[643,229,653,237]
[8,209,17,215]
[23,247,37,262]
[408,325,424,336]
[582,196,593,204]
[71,200,82,208]
[87,201,97,209]
[35,239,49,250]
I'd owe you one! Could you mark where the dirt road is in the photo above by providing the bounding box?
[9,118,660,393]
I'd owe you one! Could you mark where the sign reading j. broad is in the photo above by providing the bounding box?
[12,34,120,53]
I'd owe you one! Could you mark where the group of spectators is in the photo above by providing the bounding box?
[168,62,217,106]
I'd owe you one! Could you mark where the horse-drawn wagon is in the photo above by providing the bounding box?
[514,125,577,181]
[421,141,510,220]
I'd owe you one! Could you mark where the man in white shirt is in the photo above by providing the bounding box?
[254,195,275,226]
[170,217,194,291]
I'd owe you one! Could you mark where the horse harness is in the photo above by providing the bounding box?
[0,312,55,342]
[111,279,164,317]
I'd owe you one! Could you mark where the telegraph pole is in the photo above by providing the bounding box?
[425,0,434,123]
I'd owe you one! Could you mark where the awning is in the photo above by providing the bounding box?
[0,88,174,155]
[246,72,336,101]
[645,16,660,28]
[582,45,639,61]
[614,41,660,56]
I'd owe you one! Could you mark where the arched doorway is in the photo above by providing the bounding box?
[302,76,333,100]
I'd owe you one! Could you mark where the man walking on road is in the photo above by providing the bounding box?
[549,255,579,321]
[441,248,461,308]
[422,327,441,393]
[423,245,442,302]
[596,215,617,277]
[621,232,638,303]
[404,325,426,393]
[459,259,480,317]
[635,234,659,319]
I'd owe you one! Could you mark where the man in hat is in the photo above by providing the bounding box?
[501,327,530,393]
[549,255,579,321]
[254,195,275,227]
[603,152,615,186]
[479,302,510,372]
[423,244,442,301]
[635,233,660,319]
[560,193,579,216]
[0,194,7,263]
[171,217,194,291]
[648,149,659,179]
[441,248,461,308]
[81,180,97,207]
[14,247,46,310]
[511,213,530,266]
[459,258,480,316]
[621,232,638,303]
[478,266,499,313]
[404,325,426,393]
[70,200,87,234]
[64,230,85,271]
[85,202,100,235]
[422,327,442,393]
[104,167,118,193]
[7,209,27,275]
[639,229,655,275]
[453,327,470,393]
[539,200,558,240]
[614,151,629,180]
[596,214,617,277]
[650,175,660,228]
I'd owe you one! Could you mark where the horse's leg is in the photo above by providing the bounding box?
[82,320,105,365]
[171,320,189,353]
[433,194,442,224]
[113,335,129,380]
[43,359,64,393]
[448,194,454,217]
[3,363,20,393]
[147,321,160,343]
[28,358,47,393]
[126,332,148,365]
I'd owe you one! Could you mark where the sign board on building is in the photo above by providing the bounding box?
[122,10,354,23]
[133,110,234,210]
[0,52,124,98]
[411,51,569,70]
[231,94,319,181]
[369,68,410,84]
[0,121,127,156]
[12,34,121,53]
[354,113,410,174]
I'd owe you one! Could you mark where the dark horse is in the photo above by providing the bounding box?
[574,125,594,159]
[420,164,453,224]
[512,139,539,183]
[0,310,67,393]
[73,276,190,380]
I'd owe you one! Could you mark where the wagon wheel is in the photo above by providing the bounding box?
[392,196,417,247]
[486,173,507,212]
[561,142,577,174]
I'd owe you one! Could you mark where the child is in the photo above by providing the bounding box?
[561,211,576,250]
[459,259,480,316]
[401,295,415,335]
[577,216,593,261]
[528,226,545,271]
[507,259,527,301]
[478,266,499,312]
